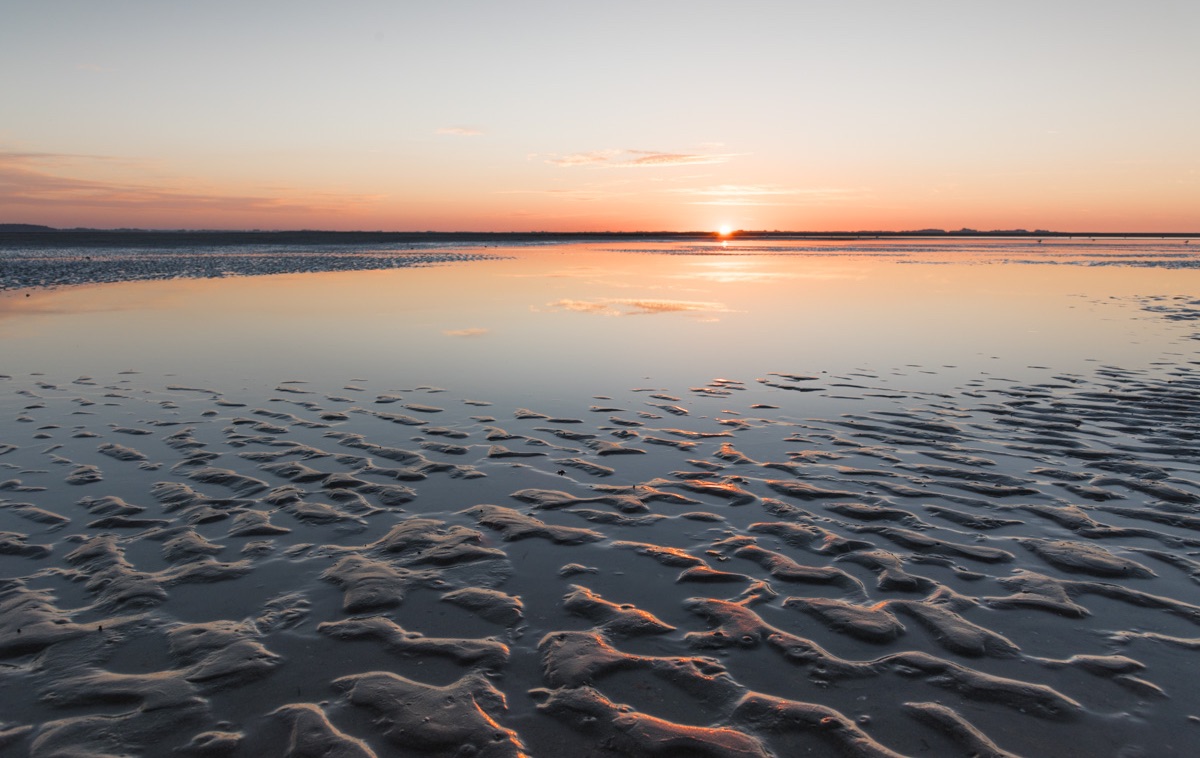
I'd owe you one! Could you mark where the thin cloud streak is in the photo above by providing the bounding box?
[545,150,621,167]
[435,127,484,136]
[0,151,379,215]
[622,151,738,167]
[546,149,740,169]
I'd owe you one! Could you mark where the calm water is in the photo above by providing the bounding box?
[2,238,1197,407]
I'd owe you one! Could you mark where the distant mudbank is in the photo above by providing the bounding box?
[0,245,501,290]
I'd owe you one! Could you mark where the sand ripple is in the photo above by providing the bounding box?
[1,358,1199,756]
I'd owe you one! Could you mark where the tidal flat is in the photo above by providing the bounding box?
[1,238,1199,757]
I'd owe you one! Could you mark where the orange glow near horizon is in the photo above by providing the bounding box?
[3,148,1197,233]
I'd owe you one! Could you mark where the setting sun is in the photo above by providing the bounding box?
[717,225,733,237]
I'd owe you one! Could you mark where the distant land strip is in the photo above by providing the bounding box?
[1,224,1197,249]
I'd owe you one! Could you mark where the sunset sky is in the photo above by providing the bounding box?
[3,1,1198,232]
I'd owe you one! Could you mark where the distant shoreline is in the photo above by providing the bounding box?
[0,225,1196,249]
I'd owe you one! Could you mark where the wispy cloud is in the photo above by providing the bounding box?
[544,150,622,167]
[435,127,483,137]
[0,150,378,215]
[546,149,740,169]
[622,150,737,167]
[672,184,860,206]
[542,298,730,317]
[443,327,489,337]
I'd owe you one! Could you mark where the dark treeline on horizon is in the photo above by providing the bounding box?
[0,224,1196,249]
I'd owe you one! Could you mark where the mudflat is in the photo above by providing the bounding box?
[1,238,1199,756]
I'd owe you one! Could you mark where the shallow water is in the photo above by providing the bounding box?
[1,239,1199,757]
[2,239,1197,404]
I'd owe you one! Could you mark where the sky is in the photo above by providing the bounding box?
[2,0,1198,232]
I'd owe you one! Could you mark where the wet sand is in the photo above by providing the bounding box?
[2,340,1199,756]
[0,245,501,291]
[2,240,1200,756]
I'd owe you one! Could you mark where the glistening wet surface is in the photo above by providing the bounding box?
[1,239,1199,756]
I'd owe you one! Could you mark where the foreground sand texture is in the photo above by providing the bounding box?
[2,330,1200,757]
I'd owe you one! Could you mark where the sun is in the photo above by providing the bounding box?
[717,224,733,237]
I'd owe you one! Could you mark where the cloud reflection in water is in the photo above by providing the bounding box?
[541,298,731,318]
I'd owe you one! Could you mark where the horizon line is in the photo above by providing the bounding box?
[2,224,1198,238]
